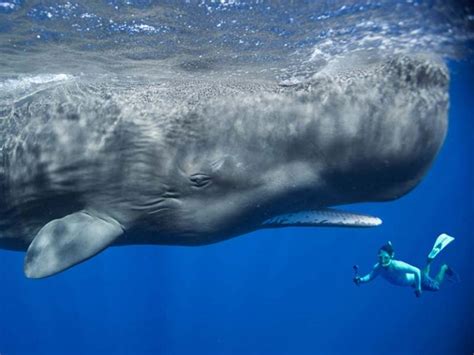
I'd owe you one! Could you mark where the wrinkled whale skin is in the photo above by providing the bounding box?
[0,55,449,277]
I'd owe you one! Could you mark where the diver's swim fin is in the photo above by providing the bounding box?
[24,211,124,279]
[262,208,382,228]
[428,233,455,260]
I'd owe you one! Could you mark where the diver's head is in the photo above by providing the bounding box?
[378,241,394,267]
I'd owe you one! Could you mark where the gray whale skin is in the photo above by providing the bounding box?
[0,55,449,278]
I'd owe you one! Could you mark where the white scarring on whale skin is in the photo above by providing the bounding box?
[0,54,449,278]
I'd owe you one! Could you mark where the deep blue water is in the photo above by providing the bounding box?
[1,1,473,355]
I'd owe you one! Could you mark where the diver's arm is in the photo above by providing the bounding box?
[356,263,381,284]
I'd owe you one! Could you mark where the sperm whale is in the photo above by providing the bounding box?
[0,54,449,278]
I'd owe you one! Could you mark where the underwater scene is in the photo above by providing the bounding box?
[0,1,473,354]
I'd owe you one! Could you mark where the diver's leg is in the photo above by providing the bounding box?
[434,264,449,285]
[420,259,442,292]
[422,258,433,276]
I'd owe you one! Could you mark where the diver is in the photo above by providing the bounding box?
[353,234,458,297]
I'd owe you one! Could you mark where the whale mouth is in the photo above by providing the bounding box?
[262,208,382,228]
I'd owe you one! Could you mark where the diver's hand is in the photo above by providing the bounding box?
[414,289,422,298]
[353,276,361,286]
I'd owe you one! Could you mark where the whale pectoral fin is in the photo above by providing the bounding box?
[24,211,124,279]
[262,209,382,228]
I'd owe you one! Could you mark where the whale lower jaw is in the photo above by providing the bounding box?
[262,208,382,228]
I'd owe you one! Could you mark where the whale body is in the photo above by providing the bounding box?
[0,55,449,278]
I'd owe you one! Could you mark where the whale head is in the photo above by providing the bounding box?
[122,54,449,242]
[305,54,449,203]
[0,54,450,278]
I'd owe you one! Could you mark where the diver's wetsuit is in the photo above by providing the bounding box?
[359,260,440,291]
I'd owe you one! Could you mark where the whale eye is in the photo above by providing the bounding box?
[190,173,212,188]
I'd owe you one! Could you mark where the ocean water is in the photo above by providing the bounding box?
[0,1,473,354]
